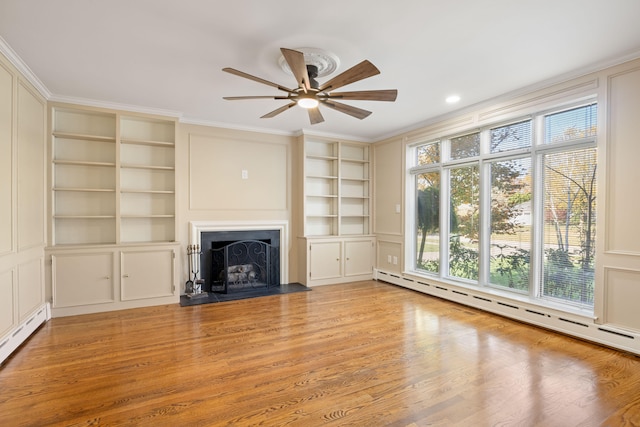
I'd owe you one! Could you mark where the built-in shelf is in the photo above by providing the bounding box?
[53,215,116,219]
[51,106,176,246]
[121,164,175,171]
[121,189,175,194]
[52,131,116,143]
[53,160,116,167]
[53,188,116,192]
[120,138,175,147]
[302,138,371,237]
[121,215,175,218]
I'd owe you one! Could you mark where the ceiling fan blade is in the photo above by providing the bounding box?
[325,89,397,102]
[307,107,324,125]
[223,96,290,100]
[222,67,295,94]
[318,60,380,92]
[261,102,297,119]
[321,100,372,120]
[280,48,310,92]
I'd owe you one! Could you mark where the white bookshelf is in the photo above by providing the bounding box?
[120,115,175,243]
[303,138,371,237]
[52,108,117,245]
[48,106,179,317]
[51,107,176,246]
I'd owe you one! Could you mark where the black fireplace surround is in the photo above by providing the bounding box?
[200,230,280,293]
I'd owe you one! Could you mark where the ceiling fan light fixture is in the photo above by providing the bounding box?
[297,96,319,109]
[223,47,397,125]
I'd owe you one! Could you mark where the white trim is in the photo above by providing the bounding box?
[0,303,49,365]
[49,94,183,119]
[180,117,372,143]
[0,36,50,99]
[190,220,289,284]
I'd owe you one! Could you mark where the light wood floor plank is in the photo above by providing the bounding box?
[1,280,640,426]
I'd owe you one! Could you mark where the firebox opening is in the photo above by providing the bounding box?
[200,230,280,293]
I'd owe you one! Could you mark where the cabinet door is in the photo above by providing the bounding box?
[309,241,342,281]
[121,249,175,301]
[344,239,373,277]
[52,253,114,307]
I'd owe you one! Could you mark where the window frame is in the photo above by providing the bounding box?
[406,101,597,311]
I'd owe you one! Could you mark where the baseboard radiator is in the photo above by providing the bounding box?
[0,303,50,365]
[375,269,640,356]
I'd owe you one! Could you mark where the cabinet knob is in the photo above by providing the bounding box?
[336,258,340,261]
[104,276,110,280]
[123,274,129,278]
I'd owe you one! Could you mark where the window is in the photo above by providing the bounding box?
[450,133,480,159]
[489,157,532,291]
[490,120,532,153]
[409,102,597,309]
[415,171,440,273]
[542,147,596,305]
[449,164,479,281]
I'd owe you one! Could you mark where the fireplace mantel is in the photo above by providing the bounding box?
[189,220,289,284]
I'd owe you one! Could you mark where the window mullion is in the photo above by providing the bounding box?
[478,130,491,287]
[440,166,450,279]
[530,115,544,299]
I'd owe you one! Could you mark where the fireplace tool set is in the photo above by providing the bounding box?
[186,244,206,298]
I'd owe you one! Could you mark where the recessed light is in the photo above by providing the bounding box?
[446,95,461,104]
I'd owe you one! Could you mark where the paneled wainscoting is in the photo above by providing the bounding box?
[1,281,640,426]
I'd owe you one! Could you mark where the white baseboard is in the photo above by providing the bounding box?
[375,269,640,356]
[0,303,50,365]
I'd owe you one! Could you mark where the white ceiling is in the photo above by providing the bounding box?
[1,0,640,142]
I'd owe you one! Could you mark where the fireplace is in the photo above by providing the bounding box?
[201,230,279,293]
[189,221,289,294]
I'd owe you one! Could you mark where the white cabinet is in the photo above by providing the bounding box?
[47,104,179,316]
[51,247,177,316]
[344,239,375,277]
[121,249,175,301]
[308,240,343,282]
[52,252,115,308]
[303,237,375,286]
[299,137,375,286]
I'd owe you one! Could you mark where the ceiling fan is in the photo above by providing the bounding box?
[222,48,398,125]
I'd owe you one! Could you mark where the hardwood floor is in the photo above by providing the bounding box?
[2,280,640,426]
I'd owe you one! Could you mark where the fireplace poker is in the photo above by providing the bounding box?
[186,244,206,298]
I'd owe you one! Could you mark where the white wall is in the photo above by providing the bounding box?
[176,124,299,288]
[0,50,48,363]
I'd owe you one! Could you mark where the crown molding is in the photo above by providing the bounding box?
[49,94,183,119]
[0,36,51,99]
[179,116,370,142]
[179,117,295,137]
